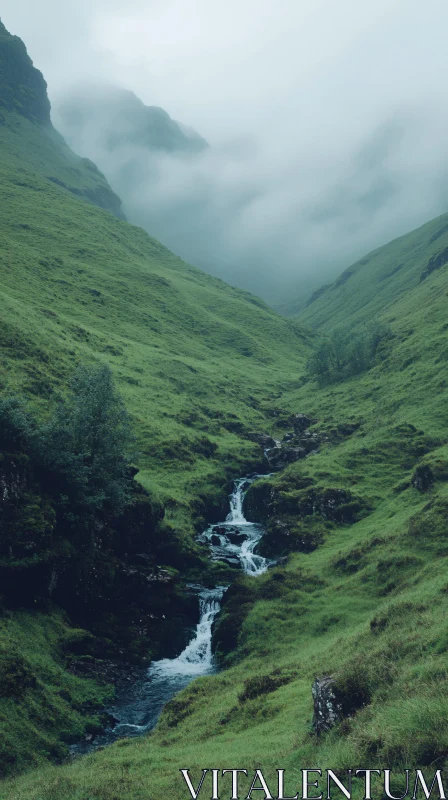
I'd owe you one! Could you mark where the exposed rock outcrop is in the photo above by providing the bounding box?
[420,246,448,282]
[260,414,325,470]
[244,480,368,526]
[411,464,434,492]
[312,676,343,735]
[0,19,50,125]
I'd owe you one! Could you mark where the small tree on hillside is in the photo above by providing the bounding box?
[38,364,134,518]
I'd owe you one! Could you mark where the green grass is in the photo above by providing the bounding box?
[0,110,310,541]
[0,611,113,777]
[3,190,448,795]
[2,27,448,795]
[297,211,448,330]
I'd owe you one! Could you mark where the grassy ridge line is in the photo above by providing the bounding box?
[0,111,124,218]
[5,217,447,796]
[0,111,310,535]
[298,211,448,329]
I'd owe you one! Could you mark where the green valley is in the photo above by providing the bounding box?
[1,16,448,800]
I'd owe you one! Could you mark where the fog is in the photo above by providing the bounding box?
[2,0,448,305]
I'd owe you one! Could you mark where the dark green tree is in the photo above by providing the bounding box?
[38,364,134,519]
[307,323,392,385]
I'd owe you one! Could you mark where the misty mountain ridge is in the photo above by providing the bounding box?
[55,77,448,309]
[0,18,50,125]
[57,84,208,156]
[0,18,126,221]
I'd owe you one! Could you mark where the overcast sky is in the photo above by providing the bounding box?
[2,1,448,303]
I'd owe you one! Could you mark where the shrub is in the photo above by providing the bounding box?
[307,322,392,385]
[0,648,36,698]
[238,674,287,703]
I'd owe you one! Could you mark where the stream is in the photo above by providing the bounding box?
[72,476,268,755]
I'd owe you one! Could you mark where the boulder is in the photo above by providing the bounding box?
[212,526,227,535]
[210,534,221,546]
[218,555,241,568]
[411,464,434,492]
[264,445,307,469]
[290,413,314,433]
[225,530,247,545]
[250,433,277,449]
[312,676,343,736]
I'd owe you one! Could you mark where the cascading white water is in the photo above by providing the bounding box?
[150,587,224,678]
[204,477,269,576]
[226,478,248,524]
[73,476,268,753]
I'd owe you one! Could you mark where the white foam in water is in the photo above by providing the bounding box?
[226,478,249,524]
[74,476,269,753]
[150,587,225,678]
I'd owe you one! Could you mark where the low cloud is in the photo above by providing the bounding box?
[3,0,448,304]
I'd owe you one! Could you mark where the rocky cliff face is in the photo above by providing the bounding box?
[0,19,127,220]
[0,19,50,125]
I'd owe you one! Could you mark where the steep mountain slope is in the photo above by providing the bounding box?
[2,18,448,800]
[0,19,309,537]
[6,198,448,796]
[298,211,448,329]
[0,20,125,220]
[0,18,313,776]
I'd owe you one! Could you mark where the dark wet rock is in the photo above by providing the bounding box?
[243,479,279,522]
[67,657,144,686]
[260,517,325,558]
[225,530,248,545]
[312,676,343,735]
[210,534,221,546]
[411,464,434,492]
[286,487,368,523]
[212,581,257,661]
[249,432,277,449]
[265,445,307,469]
[212,526,227,535]
[290,413,315,432]
[244,475,367,526]
[218,556,241,568]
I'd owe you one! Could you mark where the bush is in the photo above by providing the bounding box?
[0,648,36,698]
[238,674,287,703]
[307,322,392,385]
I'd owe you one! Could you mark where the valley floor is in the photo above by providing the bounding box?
[3,278,448,798]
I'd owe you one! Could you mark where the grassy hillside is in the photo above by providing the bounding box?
[4,204,448,797]
[2,17,448,800]
[0,111,309,538]
[297,211,448,330]
[0,17,312,778]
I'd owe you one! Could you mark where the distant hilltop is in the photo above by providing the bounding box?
[57,84,208,156]
[0,17,50,125]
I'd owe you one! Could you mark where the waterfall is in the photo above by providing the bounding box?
[150,587,225,678]
[73,474,269,754]
[226,478,249,524]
